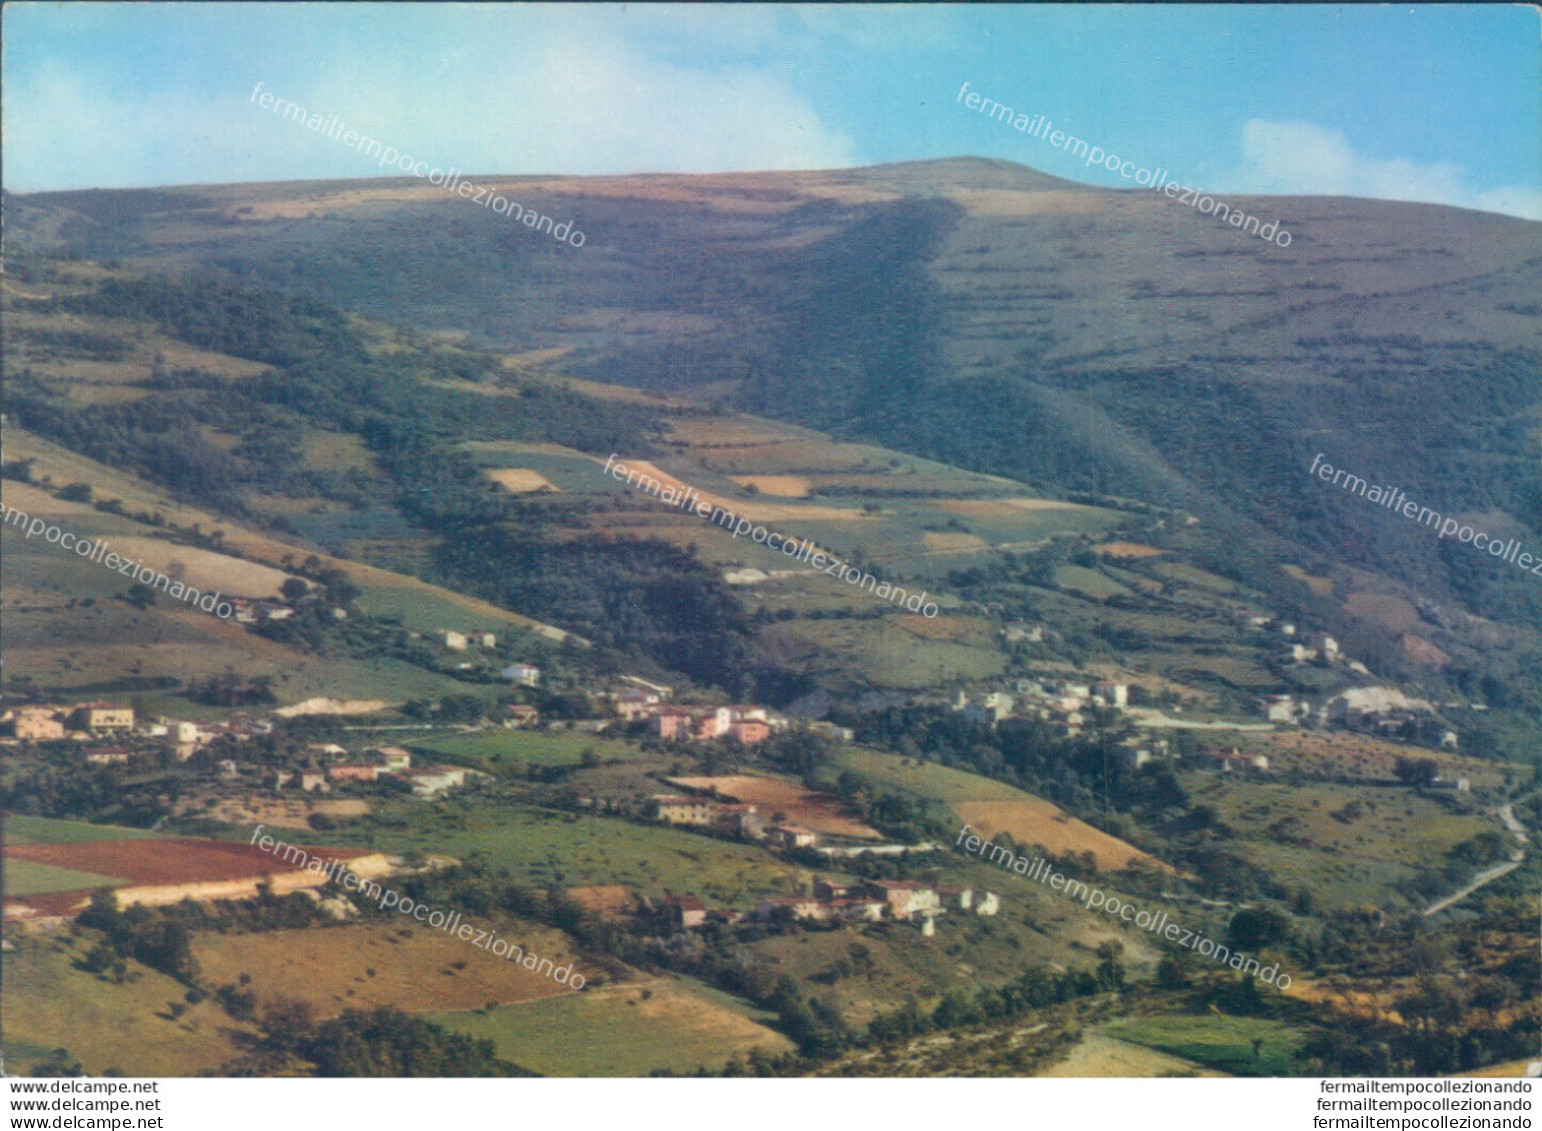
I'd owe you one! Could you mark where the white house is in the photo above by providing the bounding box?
[1093,682,1129,708]
[501,663,542,687]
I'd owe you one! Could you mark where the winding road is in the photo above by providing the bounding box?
[1422,801,1531,917]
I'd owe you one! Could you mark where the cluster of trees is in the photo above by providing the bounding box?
[232,1001,526,1077]
[16,271,772,694]
[75,890,201,984]
[868,946,1126,1046]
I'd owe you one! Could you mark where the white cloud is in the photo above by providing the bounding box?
[5,21,860,192]
[1236,120,1540,221]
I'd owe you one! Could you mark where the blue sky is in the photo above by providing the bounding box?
[5,3,1538,218]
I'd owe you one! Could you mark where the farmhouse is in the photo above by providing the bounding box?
[84,745,132,766]
[1093,682,1129,708]
[369,746,413,771]
[398,765,471,798]
[659,894,709,928]
[939,886,1001,916]
[649,795,716,826]
[861,879,942,920]
[3,707,66,740]
[503,704,540,727]
[769,824,819,850]
[728,720,771,745]
[613,688,661,720]
[501,663,542,687]
[805,720,854,743]
[327,762,380,783]
[70,703,134,732]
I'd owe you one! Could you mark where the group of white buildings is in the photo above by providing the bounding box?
[952,678,1130,735]
[0,703,274,762]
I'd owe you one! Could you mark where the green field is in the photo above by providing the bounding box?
[431,978,792,1076]
[4,814,165,846]
[411,729,643,768]
[1186,777,1495,908]
[1100,1014,1308,1076]
[1,935,256,1077]
[316,800,819,907]
[834,747,1029,805]
[4,859,126,896]
[1054,564,1134,599]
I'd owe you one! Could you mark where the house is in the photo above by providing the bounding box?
[503,704,539,728]
[619,675,673,699]
[649,707,730,742]
[1264,695,1306,725]
[400,766,468,798]
[369,746,413,771]
[964,692,1014,727]
[1286,643,1318,665]
[755,897,829,922]
[442,631,469,651]
[814,879,851,900]
[659,895,708,929]
[164,720,202,746]
[1123,747,1154,769]
[650,796,716,826]
[952,888,1001,916]
[769,824,818,850]
[327,763,380,783]
[613,688,660,721]
[477,632,497,649]
[306,743,350,758]
[1431,776,1471,792]
[70,703,134,732]
[1326,687,1434,729]
[4,707,65,740]
[861,880,941,920]
[1309,633,1340,661]
[299,772,330,793]
[1093,682,1129,708]
[830,898,887,922]
[1003,622,1044,644]
[501,663,542,687]
[84,745,132,766]
[713,803,763,838]
[805,720,854,743]
[728,720,771,745]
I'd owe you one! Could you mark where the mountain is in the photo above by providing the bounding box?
[10,159,1542,706]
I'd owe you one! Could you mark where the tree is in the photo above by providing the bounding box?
[280,577,310,603]
[1394,756,1438,787]
[1228,907,1292,951]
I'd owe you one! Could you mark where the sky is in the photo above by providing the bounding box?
[5,2,1539,219]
